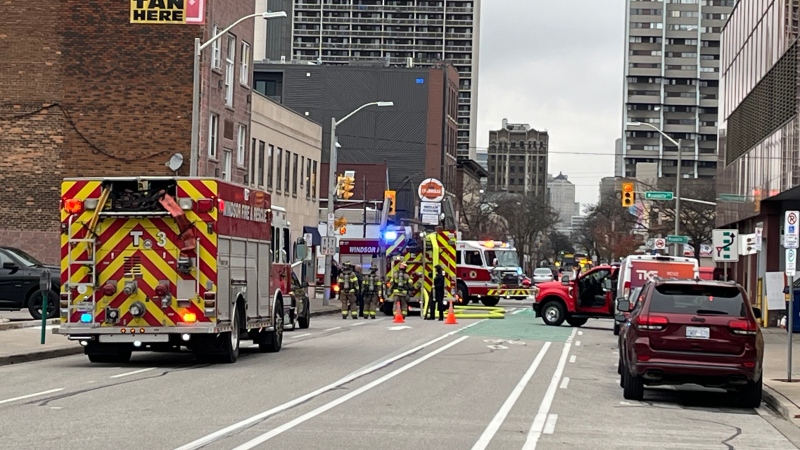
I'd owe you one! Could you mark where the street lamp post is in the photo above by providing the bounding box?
[322,101,394,305]
[189,11,288,176]
[626,121,683,256]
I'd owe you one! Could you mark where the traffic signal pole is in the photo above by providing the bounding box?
[673,139,682,257]
[323,117,338,306]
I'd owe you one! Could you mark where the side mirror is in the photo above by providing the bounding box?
[295,242,307,261]
[561,275,570,285]
[2,262,17,270]
[617,300,631,312]
[752,307,762,320]
[493,258,499,267]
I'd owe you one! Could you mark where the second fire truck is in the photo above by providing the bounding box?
[56,176,297,364]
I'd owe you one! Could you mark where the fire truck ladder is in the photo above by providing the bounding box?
[65,187,110,321]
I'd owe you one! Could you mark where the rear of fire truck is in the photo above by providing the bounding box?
[56,177,282,364]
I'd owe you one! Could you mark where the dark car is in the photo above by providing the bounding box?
[0,247,60,319]
[617,278,763,407]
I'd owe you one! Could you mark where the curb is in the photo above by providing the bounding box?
[309,308,341,318]
[763,383,800,428]
[0,319,60,332]
[0,346,84,367]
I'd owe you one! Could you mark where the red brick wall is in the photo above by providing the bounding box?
[0,0,254,264]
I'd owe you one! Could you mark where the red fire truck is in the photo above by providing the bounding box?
[456,240,536,306]
[56,176,293,364]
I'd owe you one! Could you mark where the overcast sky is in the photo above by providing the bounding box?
[475,0,625,209]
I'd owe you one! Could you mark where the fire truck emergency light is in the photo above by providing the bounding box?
[384,230,398,241]
[80,313,92,323]
[64,199,83,214]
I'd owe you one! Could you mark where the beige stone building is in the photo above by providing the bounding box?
[250,93,323,252]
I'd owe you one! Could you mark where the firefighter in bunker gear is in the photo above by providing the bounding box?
[362,266,384,319]
[337,262,360,319]
[390,263,412,317]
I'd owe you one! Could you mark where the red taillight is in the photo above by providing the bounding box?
[102,282,117,297]
[155,284,169,297]
[217,198,225,212]
[728,319,757,335]
[196,199,214,213]
[64,198,83,214]
[636,315,669,331]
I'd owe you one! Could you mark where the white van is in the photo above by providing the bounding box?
[613,254,699,335]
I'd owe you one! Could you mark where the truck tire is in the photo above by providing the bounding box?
[380,300,394,316]
[622,367,644,401]
[541,301,566,326]
[85,343,132,364]
[566,318,588,327]
[613,322,621,336]
[258,299,284,353]
[218,306,241,364]
[458,283,470,306]
[297,298,310,329]
[480,297,500,307]
[739,375,763,408]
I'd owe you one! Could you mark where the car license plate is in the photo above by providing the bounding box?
[686,326,709,339]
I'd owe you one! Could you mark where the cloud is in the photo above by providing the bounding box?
[476,0,625,206]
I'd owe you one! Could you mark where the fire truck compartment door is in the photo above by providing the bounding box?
[246,241,258,320]
[218,238,231,321]
[257,243,271,318]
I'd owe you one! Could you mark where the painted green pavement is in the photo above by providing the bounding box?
[459,308,574,342]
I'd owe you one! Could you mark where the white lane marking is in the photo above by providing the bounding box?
[512,308,526,315]
[175,320,485,450]
[575,341,581,347]
[350,322,366,327]
[543,414,558,435]
[290,333,311,339]
[471,342,551,450]
[110,368,155,379]
[578,331,583,336]
[559,377,570,390]
[231,336,470,450]
[569,355,576,363]
[522,329,576,450]
[325,327,342,331]
[0,388,64,406]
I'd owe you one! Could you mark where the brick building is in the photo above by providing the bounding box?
[0,0,255,263]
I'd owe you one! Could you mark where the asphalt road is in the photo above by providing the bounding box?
[1,301,799,449]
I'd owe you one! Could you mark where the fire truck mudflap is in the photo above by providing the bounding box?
[56,177,285,364]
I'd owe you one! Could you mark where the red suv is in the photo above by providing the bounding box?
[617,278,763,407]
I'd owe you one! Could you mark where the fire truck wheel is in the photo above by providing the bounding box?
[541,301,566,326]
[219,306,241,364]
[85,343,132,364]
[258,299,284,353]
[297,299,310,329]
[28,289,59,320]
[457,284,470,305]
[480,297,500,307]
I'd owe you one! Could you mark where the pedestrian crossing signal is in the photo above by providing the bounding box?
[621,182,635,207]
[339,226,347,234]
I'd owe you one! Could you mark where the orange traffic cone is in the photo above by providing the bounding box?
[444,300,458,325]
[393,300,405,324]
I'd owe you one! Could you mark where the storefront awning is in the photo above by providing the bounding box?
[302,226,321,245]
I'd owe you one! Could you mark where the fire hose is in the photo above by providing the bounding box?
[423,291,505,319]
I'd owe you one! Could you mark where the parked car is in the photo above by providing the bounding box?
[532,268,554,284]
[617,278,763,407]
[0,247,60,319]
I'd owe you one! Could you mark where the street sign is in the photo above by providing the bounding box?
[653,238,666,250]
[712,229,739,262]
[718,193,747,203]
[645,191,674,201]
[785,210,799,249]
[787,248,797,277]
[321,236,337,256]
[666,235,689,245]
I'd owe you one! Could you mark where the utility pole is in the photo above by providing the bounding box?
[673,139,682,257]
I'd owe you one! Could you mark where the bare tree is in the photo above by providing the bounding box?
[576,193,641,262]
[547,231,574,260]
[494,192,560,268]
[457,180,506,240]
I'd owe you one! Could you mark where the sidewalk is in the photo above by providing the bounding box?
[0,291,342,366]
[762,327,800,426]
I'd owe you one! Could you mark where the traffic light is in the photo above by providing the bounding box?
[335,175,345,199]
[339,226,346,234]
[621,182,635,207]
[385,190,396,215]
[341,175,355,200]
[334,217,347,229]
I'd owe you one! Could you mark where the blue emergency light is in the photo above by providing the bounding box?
[384,230,398,241]
[80,313,93,323]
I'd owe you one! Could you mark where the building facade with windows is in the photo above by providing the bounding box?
[250,93,322,247]
[621,0,734,179]
[716,0,800,307]
[486,119,549,197]
[253,0,481,161]
[548,173,580,233]
[0,0,254,263]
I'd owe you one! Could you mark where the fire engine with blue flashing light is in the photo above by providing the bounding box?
[55,176,296,364]
[455,240,537,307]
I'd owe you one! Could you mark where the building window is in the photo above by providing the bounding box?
[284,150,291,193]
[208,113,218,158]
[222,150,232,181]
[250,138,256,186]
[240,42,250,86]
[275,148,283,192]
[292,153,299,196]
[211,25,221,69]
[306,158,312,199]
[311,160,317,200]
[267,145,274,189]
[300,156,305,189]
[257,141,265,187]
[237,125,246,166]
[224,35,235,107]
